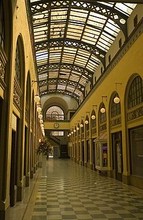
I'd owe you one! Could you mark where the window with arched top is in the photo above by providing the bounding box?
[13,36,25,109]
[0,2,5,48]
[99,103,106,124]
[111,93,121,118]
[90,110,96,135]
[46,106,64,120]
[99,103,107,132]
[128,76,143,109]
[15,42,22,85]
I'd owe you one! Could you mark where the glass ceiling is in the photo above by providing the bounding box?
[29,0,136,103]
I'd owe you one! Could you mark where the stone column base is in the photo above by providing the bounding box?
[17,185,23,201]
[0,210,5,220]
[30,170,34,179]
[0,201,6,220]
[25,175,30,187]
[122,175,130,185]
[38,161,42,168]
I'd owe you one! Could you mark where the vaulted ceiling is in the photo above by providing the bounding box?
[28,0,139,104]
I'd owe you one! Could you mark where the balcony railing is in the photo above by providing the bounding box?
[0,45,7,88]
[13,77,22,110]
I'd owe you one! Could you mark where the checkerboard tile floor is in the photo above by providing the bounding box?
[31,159,143,220]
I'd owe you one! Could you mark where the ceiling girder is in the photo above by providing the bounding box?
[37,63,93,80]
[35,38,105,66]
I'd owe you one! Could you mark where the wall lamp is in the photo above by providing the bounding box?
[35,94,40,103]
[91,105,97,120]
[100,96,107,113]
[85,120,89,125]
[37,105,42,113]
[77,126,79,131]
[114,83,122,104]
[85,112,89,124]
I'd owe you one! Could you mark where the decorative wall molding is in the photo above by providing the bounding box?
[127,106,143,121]
[110,116,121,127]
[0,46,7,89]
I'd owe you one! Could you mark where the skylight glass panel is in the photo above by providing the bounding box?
[58,85,66,90]
[59,74,69,79]
[49,85,56,90]
[70,74,80,82]
[74,89,83,96]
[115,3,136,15]
[67,24,84,32]
[63,47,77,53]
[75,56,88,63]
[38,74,47,80]
[98,40,110,51]
[79,78,87,86]
[49,72,58,78]
[39,85,47,92]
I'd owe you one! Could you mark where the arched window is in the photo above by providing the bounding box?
[0,2,5,48]
[111,93,121,118]
[128,76,143,109]
[99,103,106,124]
[46,106,64,120]
[15,42,22,84]
[13,36,24,108]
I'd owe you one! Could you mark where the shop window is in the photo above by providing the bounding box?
[129,126,143,177]
[128,76,143,109]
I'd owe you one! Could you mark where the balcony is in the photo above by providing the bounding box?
[0,45,7,90]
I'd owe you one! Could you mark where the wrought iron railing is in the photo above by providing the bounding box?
[0,45,7,87]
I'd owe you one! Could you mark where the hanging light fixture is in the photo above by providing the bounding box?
[100,96,107,113]
[100,107,106,113]
[38,114,43,119]
[91,114,96,120]
[34,94,40,103]
[91,105,97,120]
[37,106,42,113]
[85,119,89,124]
[40,119,43,124]
[114,96,120,104]
[114,83,122,104]
[80,123,83,128]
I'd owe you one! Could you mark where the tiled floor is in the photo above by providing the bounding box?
[31,158,143,220]
[7,157,143,220]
